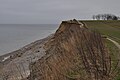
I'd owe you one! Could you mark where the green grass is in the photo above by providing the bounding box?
[105,40,120,80]
[105,39,120,68]
[82,20,120,80]
[82,20,120,44]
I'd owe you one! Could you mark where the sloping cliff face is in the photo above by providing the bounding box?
[29,20,112,80]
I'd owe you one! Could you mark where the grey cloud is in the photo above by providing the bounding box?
[0,0,120,24]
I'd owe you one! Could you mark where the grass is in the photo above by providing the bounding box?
[82,20,120,80]
[105,39,120,70]
[82,20,120,44]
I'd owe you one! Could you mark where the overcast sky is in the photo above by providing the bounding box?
[0,0,120,24]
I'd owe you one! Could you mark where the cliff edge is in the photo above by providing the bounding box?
[29,20,115,80]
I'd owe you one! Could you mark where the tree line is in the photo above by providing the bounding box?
[92,14,120,20]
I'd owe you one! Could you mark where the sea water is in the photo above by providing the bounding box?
[0,24,58,55]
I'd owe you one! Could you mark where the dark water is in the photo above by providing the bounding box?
[0,24,58,55]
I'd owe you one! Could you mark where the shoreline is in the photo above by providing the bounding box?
[0,34,53,63]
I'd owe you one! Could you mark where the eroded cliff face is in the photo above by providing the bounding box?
[29,20,113,80]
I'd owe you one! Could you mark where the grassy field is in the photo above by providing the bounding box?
[83,20,120,80]
[83,20,120,44]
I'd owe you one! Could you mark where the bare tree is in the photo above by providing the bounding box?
[93,14,119,20]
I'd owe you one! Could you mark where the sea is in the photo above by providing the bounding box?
[0,24,58,56]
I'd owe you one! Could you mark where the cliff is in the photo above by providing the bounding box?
[0,20,119,80]
[29,20,115,80]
